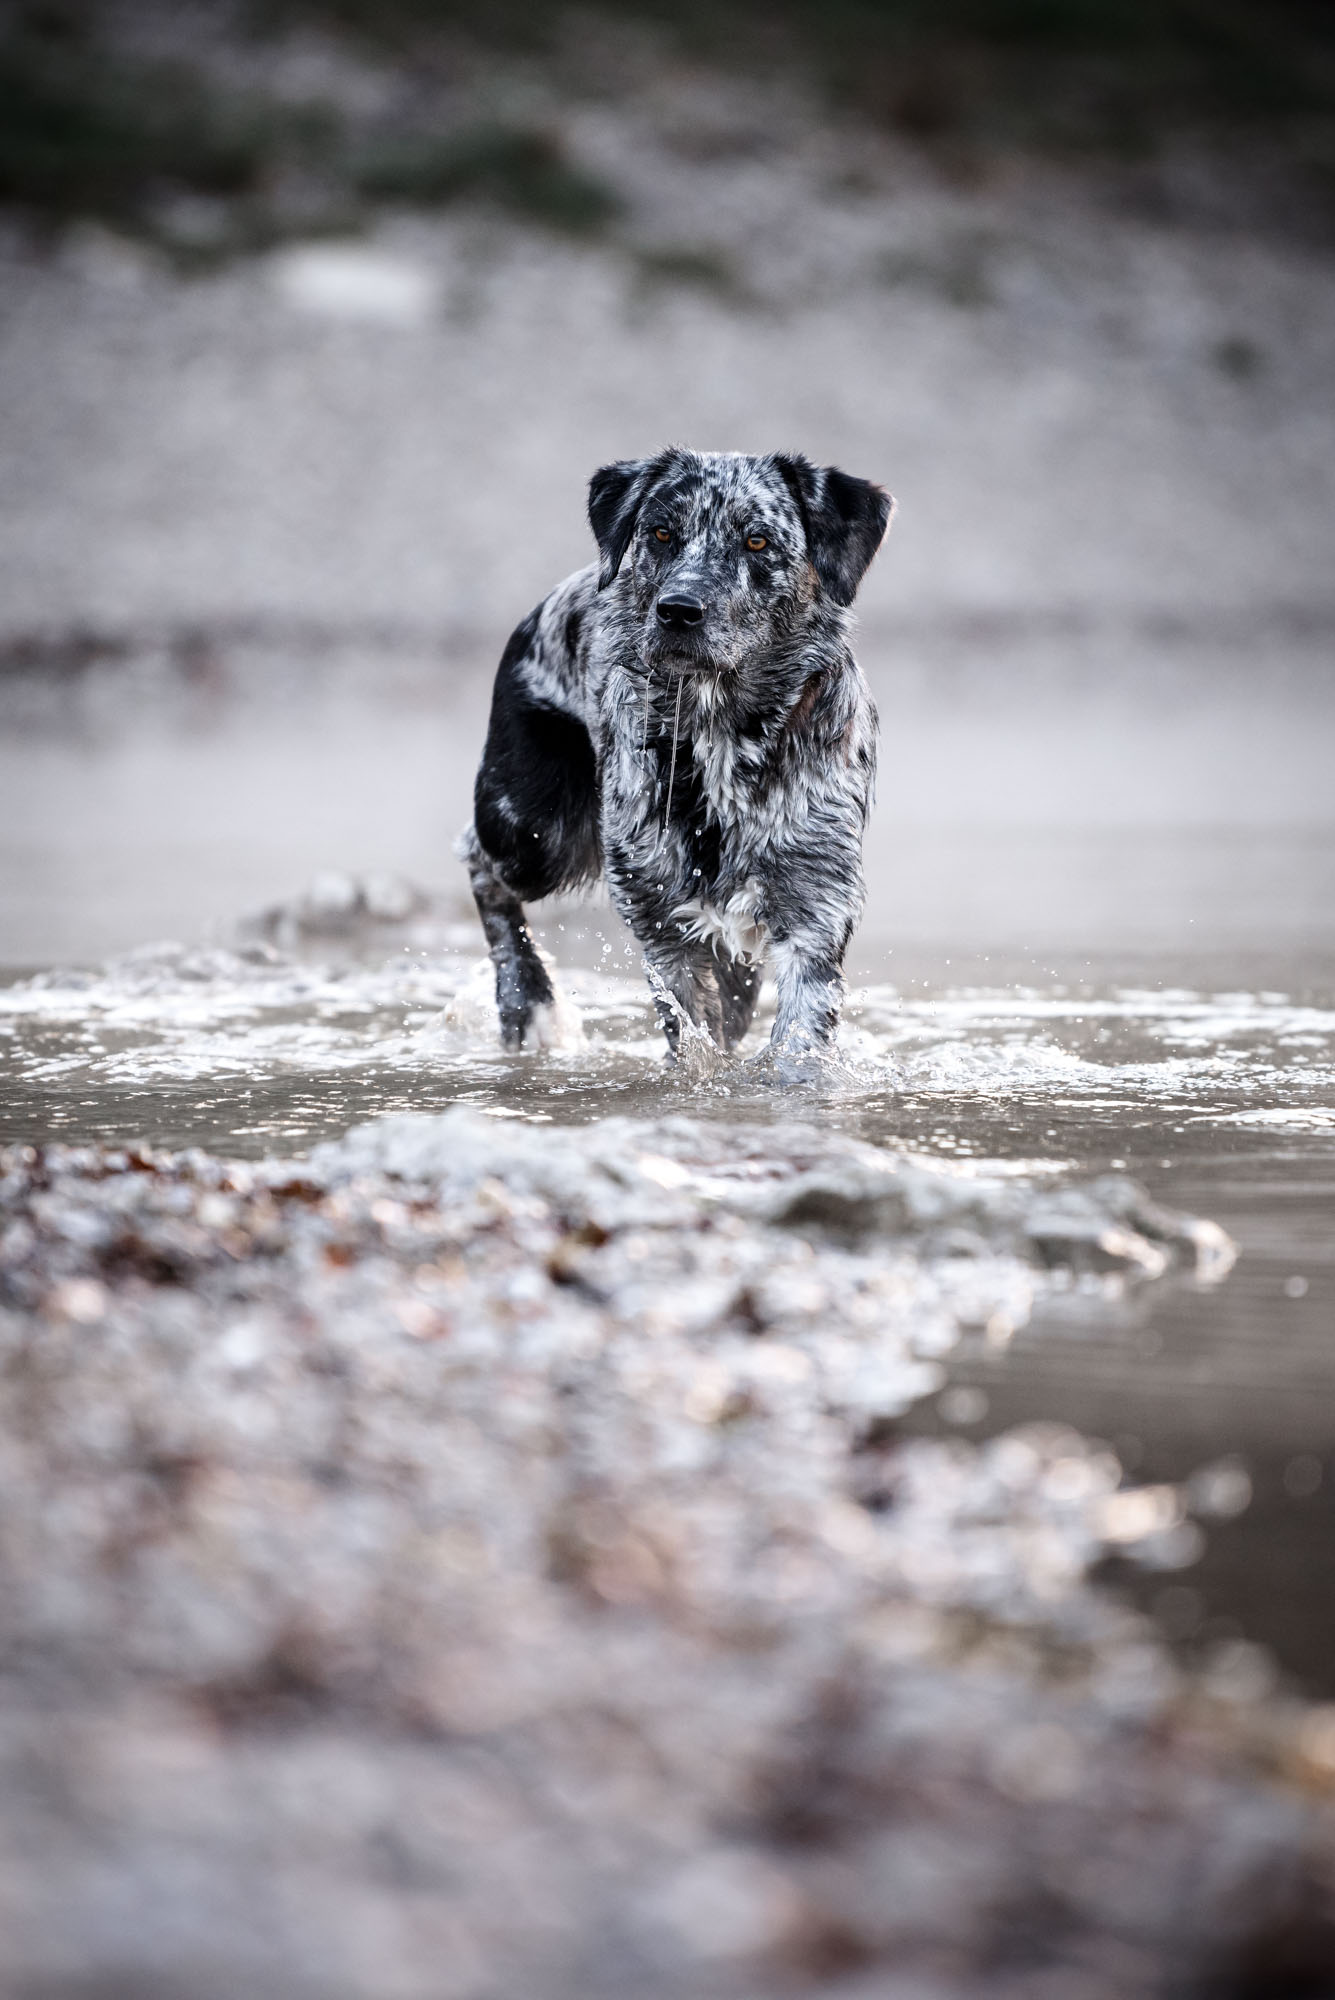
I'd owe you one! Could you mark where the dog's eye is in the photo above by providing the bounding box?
[653,527,670,544]
[745,534,768,551]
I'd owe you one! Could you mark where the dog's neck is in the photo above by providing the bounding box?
[638,629,842,747]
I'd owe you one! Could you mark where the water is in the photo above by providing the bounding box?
[4,914,1334,1697]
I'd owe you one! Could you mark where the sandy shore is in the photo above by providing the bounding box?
[4,1106,1332,1997]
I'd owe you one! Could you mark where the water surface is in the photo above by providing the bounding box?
[3,920,1333,1694]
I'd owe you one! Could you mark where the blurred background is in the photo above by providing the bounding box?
[6,17,1335,1989]
[1,0,1333,971]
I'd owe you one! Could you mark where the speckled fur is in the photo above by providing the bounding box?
[460,447,893,1057]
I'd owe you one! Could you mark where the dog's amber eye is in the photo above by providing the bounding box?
[654,527,670,543]
[746,534,767,551]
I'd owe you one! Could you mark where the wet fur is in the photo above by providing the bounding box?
[460,447,893,1058]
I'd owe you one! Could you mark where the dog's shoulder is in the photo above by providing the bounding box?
[498,564,601,720]
[781,630,875,743]
[769,644,877,832]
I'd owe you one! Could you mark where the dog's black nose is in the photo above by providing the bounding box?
[656,594,706,630]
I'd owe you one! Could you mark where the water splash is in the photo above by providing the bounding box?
[2,935,1334,1155]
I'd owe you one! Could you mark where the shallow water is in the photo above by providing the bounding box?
[3,917,1334,1697]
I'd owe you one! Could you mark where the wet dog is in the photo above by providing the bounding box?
[459,447,893,1060]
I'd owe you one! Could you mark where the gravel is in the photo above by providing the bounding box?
[0,1110,1330,1996]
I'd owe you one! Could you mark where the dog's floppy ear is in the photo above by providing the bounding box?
[588,456,660,589]
[774,454,894,608]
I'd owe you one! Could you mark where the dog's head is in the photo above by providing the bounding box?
[587,447,893,675]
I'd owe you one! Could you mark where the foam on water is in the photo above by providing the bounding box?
[3,934,1334,1154]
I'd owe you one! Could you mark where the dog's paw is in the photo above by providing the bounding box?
[522,992,585,1052]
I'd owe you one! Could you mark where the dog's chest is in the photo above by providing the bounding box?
[665,722,784,874]
[672,881,768,964]
[692,717,810,857]
[659,728,794,958]
[691,725,754,825]
[600,681,804,888]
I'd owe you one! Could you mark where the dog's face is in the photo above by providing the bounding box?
[588,448,892,677]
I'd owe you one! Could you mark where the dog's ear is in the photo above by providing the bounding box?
[588,456,659,589]
[774,455,894,608]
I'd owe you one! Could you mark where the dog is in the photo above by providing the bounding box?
[459,446,893,1060]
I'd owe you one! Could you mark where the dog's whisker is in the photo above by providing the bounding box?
[641,669,653,760]
[663,675,685,831]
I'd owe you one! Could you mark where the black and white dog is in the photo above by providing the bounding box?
[460,447,892,1060]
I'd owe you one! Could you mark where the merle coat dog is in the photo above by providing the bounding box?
[460,447,893,1060]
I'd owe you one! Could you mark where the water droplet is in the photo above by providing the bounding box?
[939,1386,988,1426]
[1285,1455,1323,1499]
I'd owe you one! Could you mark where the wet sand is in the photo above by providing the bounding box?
[2,1065,1333,1997]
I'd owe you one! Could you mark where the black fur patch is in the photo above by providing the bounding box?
[775,453,893,608]
[473,608,599,901]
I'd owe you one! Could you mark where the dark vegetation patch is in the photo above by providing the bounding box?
[264,0,1335,185]
[349,123,621,233]
[0,1,1333,257]
[0,1,622,261]
[630,242,744,300]
[0,9,268,222]
[0,5,284,258]
[0,626,131,680]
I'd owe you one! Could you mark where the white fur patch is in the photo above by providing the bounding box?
[673,883,768,964]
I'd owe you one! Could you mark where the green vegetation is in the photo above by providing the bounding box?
[0,14,268,226]
[793,0,1335,141]
[350,125,621,234]
[631,245,742,296]
[256,0,1335,149]
[0,3,622,258]
[0,0,1331,254]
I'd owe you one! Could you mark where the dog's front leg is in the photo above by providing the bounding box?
[604,857,720,1056]
[460,826,556,1050]
[768,923,854,1058]
[640,932,728,1058]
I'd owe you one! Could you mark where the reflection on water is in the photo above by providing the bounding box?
[2,927,1334,1692]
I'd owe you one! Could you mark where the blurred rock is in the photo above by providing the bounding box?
[0,1118,1322,1995]
[244,870,432,946]
[269,243,442,326]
